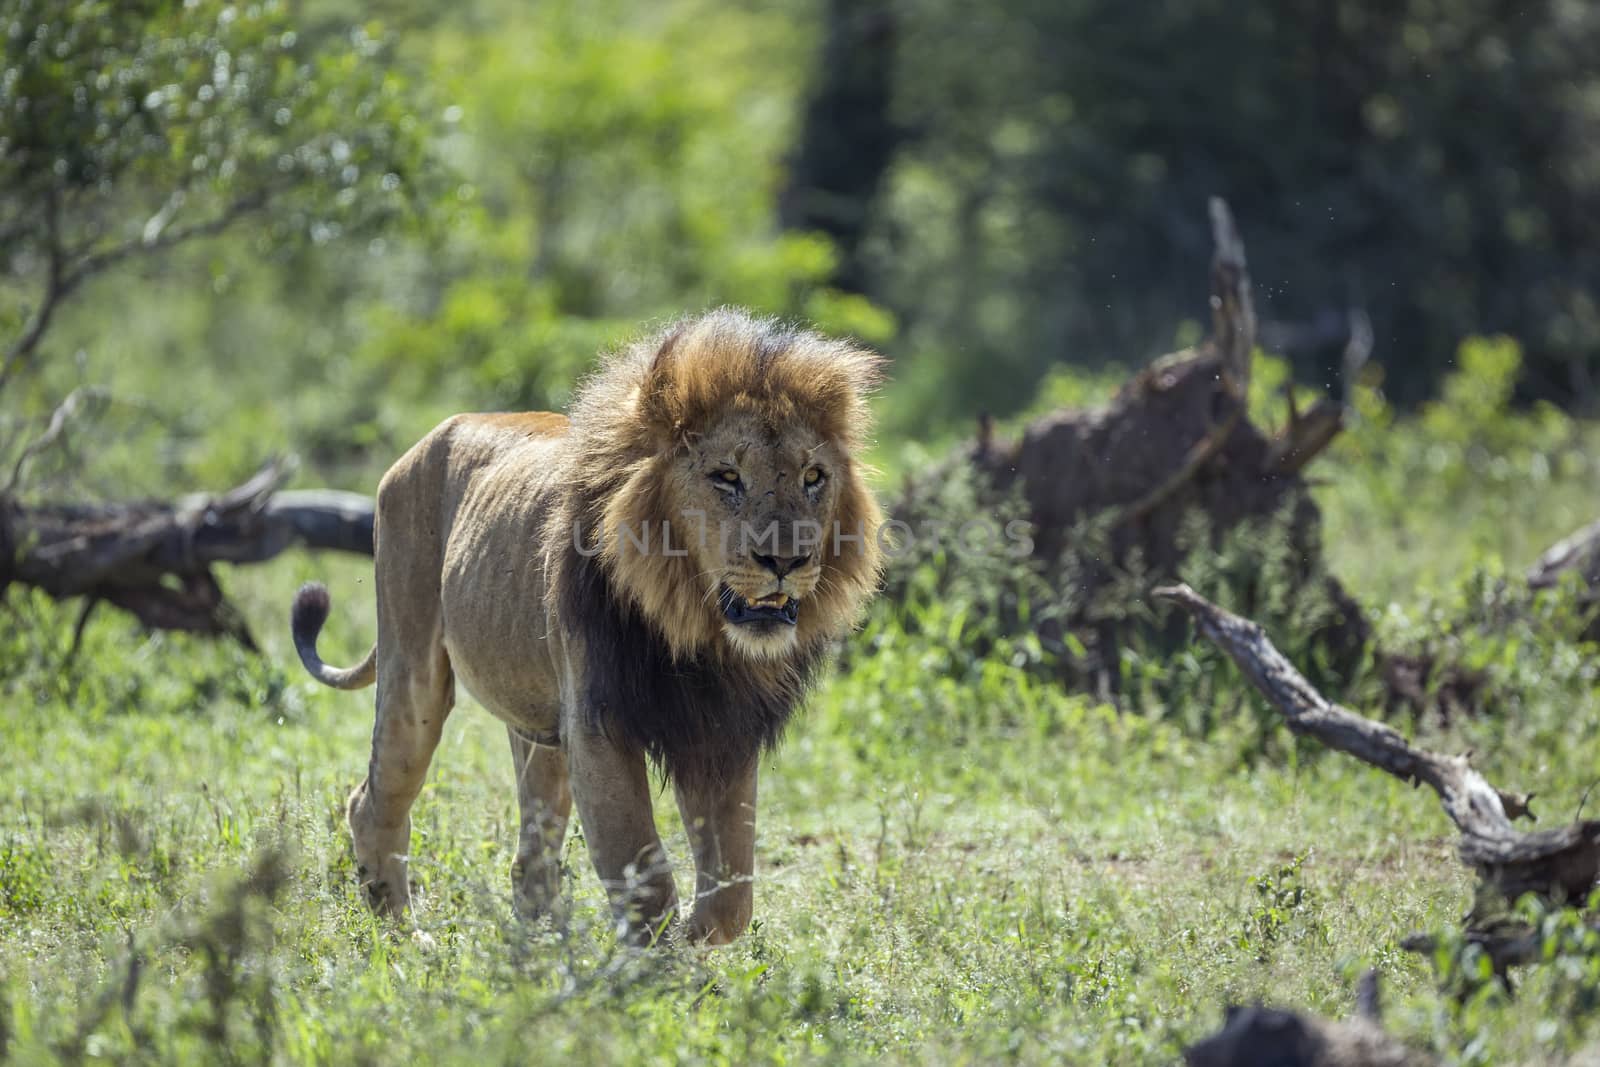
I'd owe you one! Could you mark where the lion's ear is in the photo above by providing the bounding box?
[637,324,688,439]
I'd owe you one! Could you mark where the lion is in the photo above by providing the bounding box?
[290,308,885,944]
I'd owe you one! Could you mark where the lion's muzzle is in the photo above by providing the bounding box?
[718,586,799,627]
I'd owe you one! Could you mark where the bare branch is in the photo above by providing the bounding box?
[61,190,269,290]
[64,596,99,666]
[0,188,68,393]
[1267,396,1345,476]
[1115,407,1242,527]
[1112,199,1255,527]
[1153,582,1600,906]
[0,459,374,644]
[3,385,109,495]
[1207,196,1256,397]
[1,190,271,394]
[1528,518,1600,591]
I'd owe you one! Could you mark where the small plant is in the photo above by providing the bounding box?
[0,839,49,916]
[1238,852,1315,962]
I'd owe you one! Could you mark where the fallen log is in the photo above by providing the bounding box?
[1154,582,1600,983]
[0,459,374,647]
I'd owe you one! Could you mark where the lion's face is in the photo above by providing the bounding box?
[578,309,885,665]
[662,409,850,659]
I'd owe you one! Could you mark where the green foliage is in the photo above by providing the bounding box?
[1319,335,1600,600]
[868,465,1055,686]
[0,0,426,284]
[1404,894,1600,1064]
[318,0,897,458]
[1121,506,1368,750]
[0,0,435,500]
[4,540,1600,1063]
[0,838,50,916]
[1238,852,1320,962]
[885,451,1366,752]
[3,0,895,491]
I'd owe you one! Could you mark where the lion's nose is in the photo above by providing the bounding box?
[753,551,811,578]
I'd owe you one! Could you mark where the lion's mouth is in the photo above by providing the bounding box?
[719,586,799,627]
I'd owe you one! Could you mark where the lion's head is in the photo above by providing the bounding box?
[559,309,885,666]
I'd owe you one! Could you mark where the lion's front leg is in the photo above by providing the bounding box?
[675,759,758,946]
[566,728,678,945]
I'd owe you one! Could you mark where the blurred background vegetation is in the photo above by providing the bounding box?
[6,0,1600,502]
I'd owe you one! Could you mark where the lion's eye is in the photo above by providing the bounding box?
[711,469,742,489]
[803,467,825,487]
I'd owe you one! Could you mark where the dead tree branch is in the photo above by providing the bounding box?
[63,190,269,291]
[1,459,374,645]
[1114,197,1255,528]
[1262,307,1364,476]
[1207,195,1256,399]
[1528,518,1600,592]
[1115,401,1241,528]
[1267,394,1345,476]
[1152,582,1600,908]
[3,385,109,495]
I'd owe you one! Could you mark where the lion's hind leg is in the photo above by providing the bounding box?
[348,615,454,919]
[508,726,573,921]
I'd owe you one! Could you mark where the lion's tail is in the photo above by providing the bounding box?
[291,582,377,690]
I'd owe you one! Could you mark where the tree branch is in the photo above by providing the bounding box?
[1208,195,1256,398]
[1,189,271,396]
[1152,582,1600,906]
[1527,517,1600,591]
[1115,407,1242,527]
[61,190,269,291]
[2,385,109,495]
[1,459,374,644]
[1267,395,1345,476]
[1113,197,1254,527]
[0,188,68,394]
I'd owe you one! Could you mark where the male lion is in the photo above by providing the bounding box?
[291,308,885,944]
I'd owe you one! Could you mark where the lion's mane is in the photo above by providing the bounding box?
[549,308,886,789]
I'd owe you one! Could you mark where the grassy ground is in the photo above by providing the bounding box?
[5,555,1600,1065]
[6,356,1600,1063]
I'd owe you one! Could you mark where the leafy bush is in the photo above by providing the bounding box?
[1321,335,1599,600]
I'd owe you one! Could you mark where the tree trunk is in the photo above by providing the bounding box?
[779,0,898,292]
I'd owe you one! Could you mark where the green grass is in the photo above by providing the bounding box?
[5,522,1600,1064]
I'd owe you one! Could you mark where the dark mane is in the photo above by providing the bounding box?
[545,308,883,789]
[559,538,827,790]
